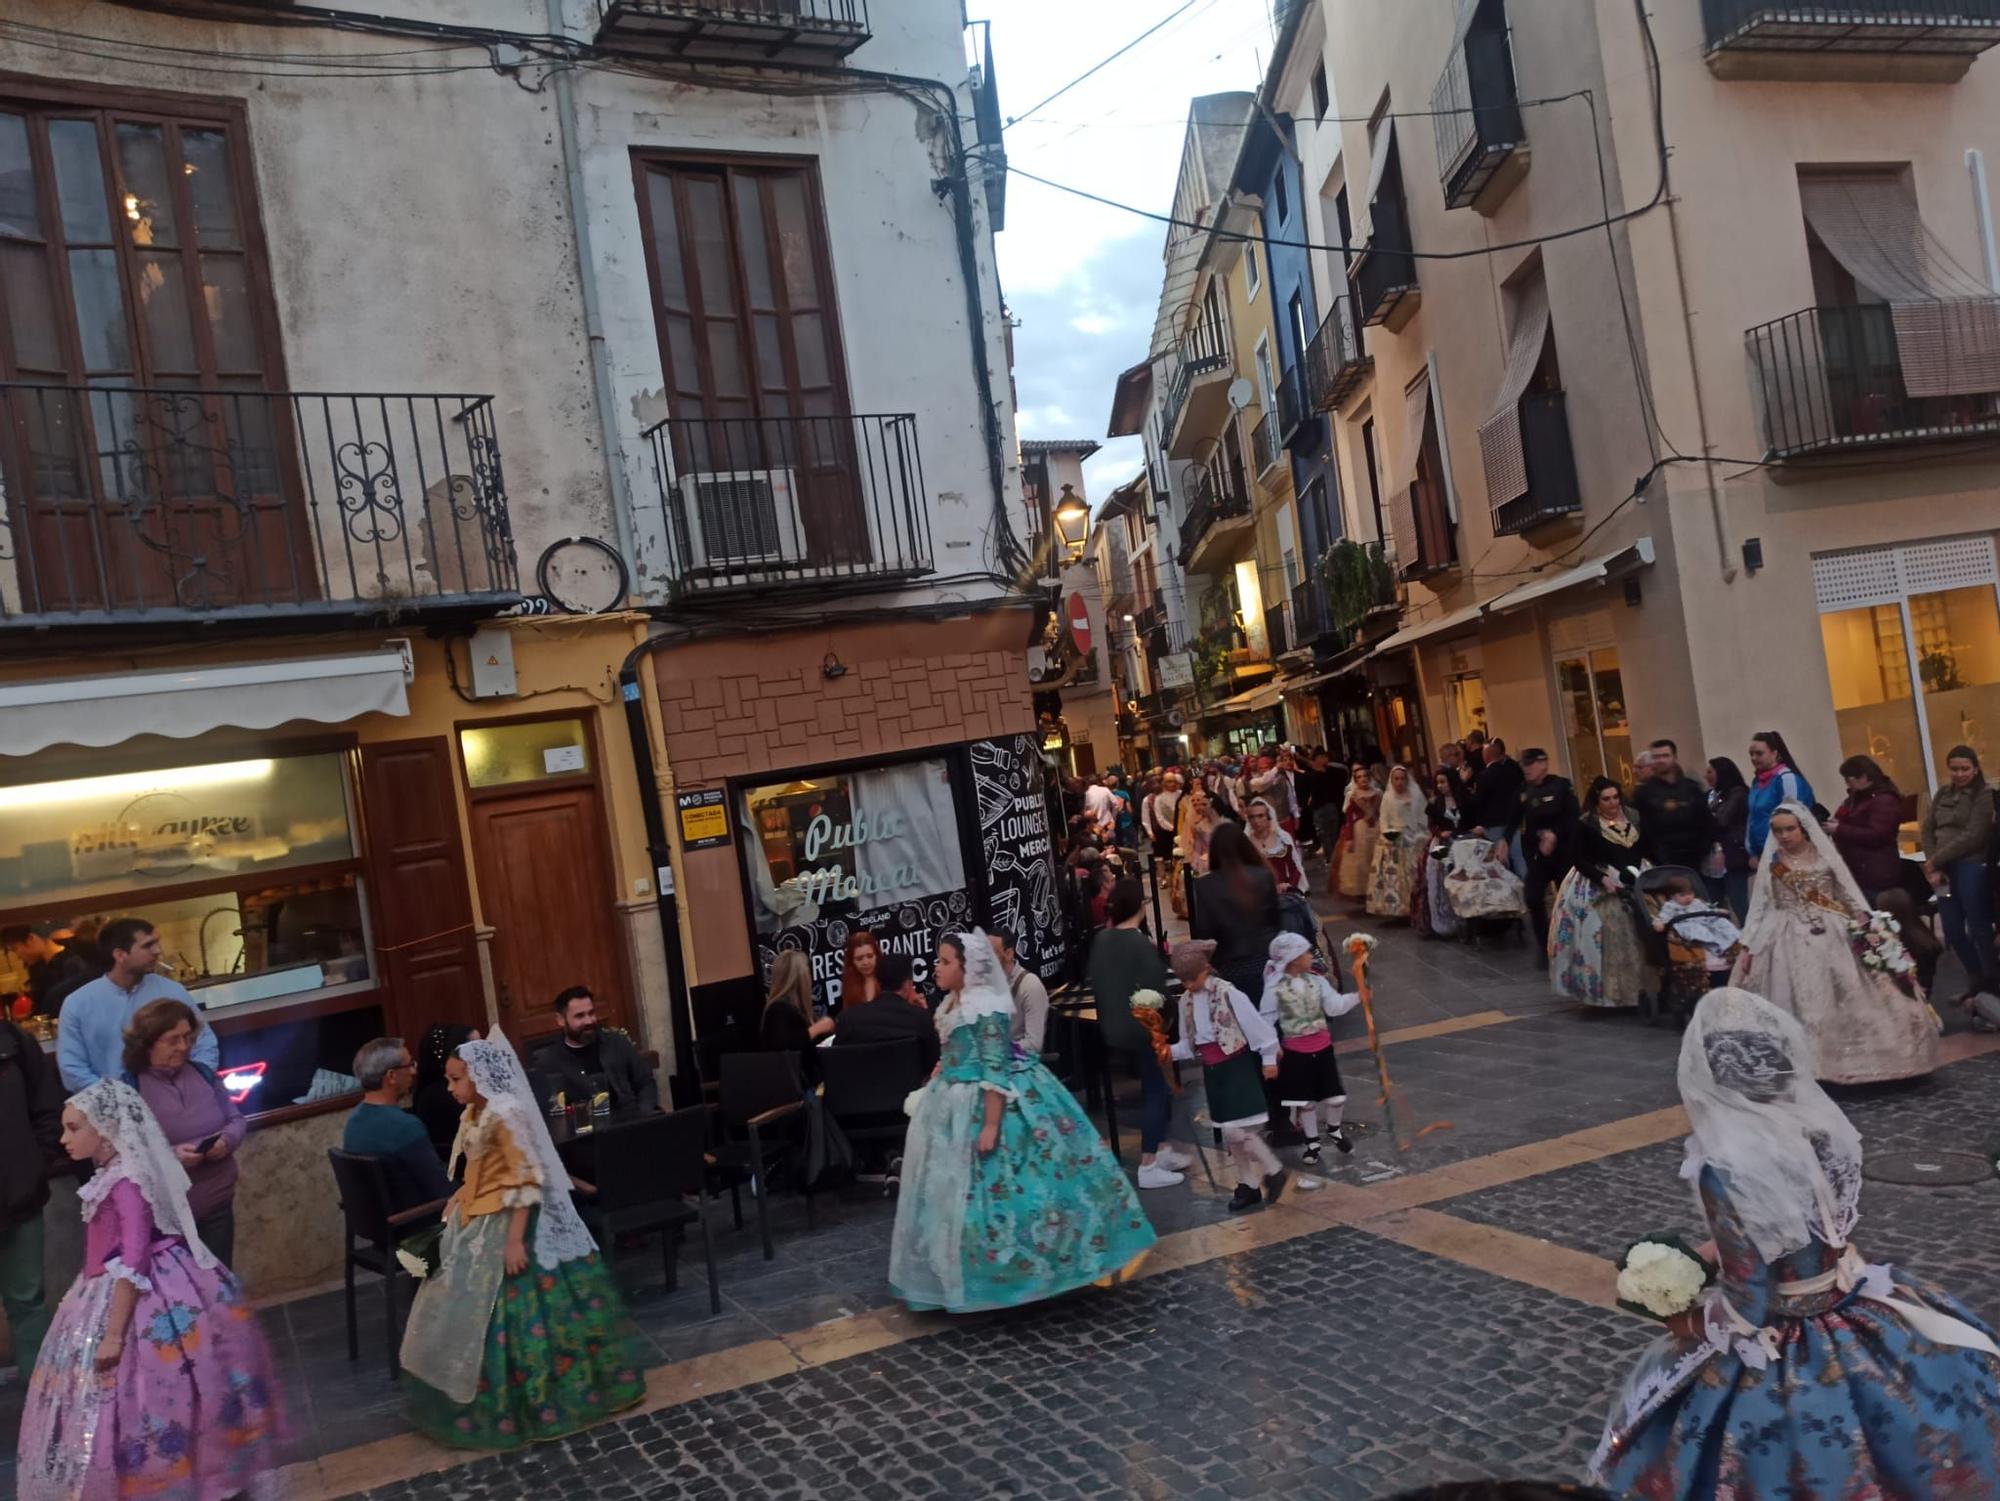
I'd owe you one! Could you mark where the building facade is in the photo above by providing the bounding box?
[0,0,1052,1294]
[1119,0,2000,812]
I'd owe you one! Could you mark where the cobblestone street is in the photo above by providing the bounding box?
[134,887,1979,1501]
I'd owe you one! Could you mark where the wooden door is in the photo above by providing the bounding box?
[467,783,631,1044]
[359,738,485,1034]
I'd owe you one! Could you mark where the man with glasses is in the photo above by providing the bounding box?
[342,1037,454,1212]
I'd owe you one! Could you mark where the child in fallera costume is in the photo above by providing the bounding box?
[1259,933,1361,1165]
[17,1080,282,1501]
[1170,940,1288,1212]
[398,1036,644,1448]
[890,930,1156,1311]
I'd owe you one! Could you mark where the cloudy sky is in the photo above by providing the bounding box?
[966,0,1274,506]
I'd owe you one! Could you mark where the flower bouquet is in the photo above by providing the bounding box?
[1852,909,1920,998]
[1615,1234,1716,1323]
[1130,989,1180,1094]
[902,1085,928,1118]
[395,1221,445,1281]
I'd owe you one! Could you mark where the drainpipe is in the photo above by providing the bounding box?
[1660,159,1734,584]
[618,635,697,1100]
[546,0,640,583]
[1970,149,2000,291]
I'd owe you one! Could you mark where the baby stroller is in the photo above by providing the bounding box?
[1629,865,1727,1028]
[1442,837,1527,950]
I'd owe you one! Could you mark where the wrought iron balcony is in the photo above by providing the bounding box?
[0,384,517,631]
[1251,411,1283,477]
[1134,599,1168,640]
[1703,0,2000,78]
[595,0,871,61]
[1747,301,2000,459]
[1432,0,1528,211]
[1177,465,1250,565]
[1276,364,1310,446]
[1491,392,1584,536]
[1290,578,1330,650]
[1305,295,1371,412]
[1349,195,1421,329]
[644,410,932,597]
[1164,312,1232,455]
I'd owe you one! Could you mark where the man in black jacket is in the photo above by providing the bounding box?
[1468,739,1527,868]
[0,1015,63,1372]
[530,987,660,1113]
[1632,738,1715,870]
[1519,748,1580,954]
[832,953,940,1074]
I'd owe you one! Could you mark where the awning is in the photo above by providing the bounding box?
[1369,600,1484,657]
[1482,537,1654,616]
[0,646,415,757]
[1209,681,1284,717]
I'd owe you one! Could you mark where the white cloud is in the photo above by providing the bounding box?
[968,0,1272,499]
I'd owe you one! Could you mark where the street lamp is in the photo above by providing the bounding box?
[1052,484,1089,564]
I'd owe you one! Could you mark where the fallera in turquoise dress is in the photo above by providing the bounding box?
[889,1007,1156,1313]
[1593,1164,2000,1498]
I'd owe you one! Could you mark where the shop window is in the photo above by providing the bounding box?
[738,758,967,938]
[0,750,377,1112]
[460,718,590,788]
[1556,649,1631,785]
[1449,672,1489,740]
[0,753,354,910]
[1822,582,2000,820]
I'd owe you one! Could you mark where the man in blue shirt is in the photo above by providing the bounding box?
[342,1037,453,1213]
[58,918,218,1092]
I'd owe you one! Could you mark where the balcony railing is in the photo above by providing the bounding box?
[1251,411,1282,477]
[1264,604,1290,659]
[1305,295,1371,411]
[1491,392,1584,536]
[1350,195,1421,328]
[1290,578,1330,649]
[1747,301,2000,459]
[1703,0,2000,75]
[644,411,932,597]
[595,0,871,61]
[1177,466,1250,561]
[1164,313,1231,445]
[0,384,517,629]
[1432,0,1527,210]
[1276,364,1310,445]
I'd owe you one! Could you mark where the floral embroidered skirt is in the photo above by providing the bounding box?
[1595,1274,2000,1499]
[404,1215,645,1450]
[1548,868,1652,1008]
[891,1062,1156,1314]
[17,1242,282,1501]
[1365,835,1420,917]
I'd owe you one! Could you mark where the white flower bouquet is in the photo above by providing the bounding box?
[1614,1234,1715,1323]
[903,1085,928,1118]
[395,1222,444,1281]
[1129,988,1165,1011]
[1852,909,1920,996]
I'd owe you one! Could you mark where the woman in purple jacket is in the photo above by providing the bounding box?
[1828,754,1908,903]
[122,999,245,1267]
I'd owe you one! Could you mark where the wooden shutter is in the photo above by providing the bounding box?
[359,737,485,1033]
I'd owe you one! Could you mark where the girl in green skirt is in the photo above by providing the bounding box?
[1169,940,1287,1212]
[399,1036,644,1448]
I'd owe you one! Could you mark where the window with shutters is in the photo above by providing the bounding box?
[0,86,310,614]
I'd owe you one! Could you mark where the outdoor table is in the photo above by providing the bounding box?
[546,1102,662,1175]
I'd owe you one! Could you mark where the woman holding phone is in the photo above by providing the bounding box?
[122,999,245,1267]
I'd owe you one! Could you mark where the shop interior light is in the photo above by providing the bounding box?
[0,758,277,811]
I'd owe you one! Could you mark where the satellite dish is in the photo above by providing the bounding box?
[1227,378,1254,412]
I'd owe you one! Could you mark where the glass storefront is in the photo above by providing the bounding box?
[1821,576,2000,822]
[0,749,379,1115]
[1556,648,1632,786]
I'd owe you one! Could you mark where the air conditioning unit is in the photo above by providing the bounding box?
[676,468,803,570]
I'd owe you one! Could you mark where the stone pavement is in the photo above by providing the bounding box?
[12,881,2000,1500]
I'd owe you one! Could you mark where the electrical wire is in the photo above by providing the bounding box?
[1002,0,1204,129]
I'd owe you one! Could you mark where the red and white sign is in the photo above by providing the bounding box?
[1066,592,1092,656]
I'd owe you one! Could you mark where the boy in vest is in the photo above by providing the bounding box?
[1169,940,1287,1212]
[1259,933,1361,1165]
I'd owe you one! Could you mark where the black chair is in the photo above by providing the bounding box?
[819,1040,925,1178]
[714,1052,813,1261]
[570,1108,720,1315]
[326,1149,446,1380]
